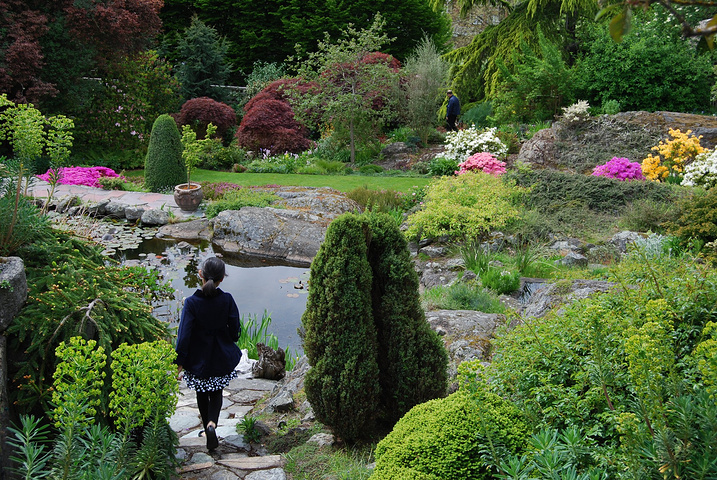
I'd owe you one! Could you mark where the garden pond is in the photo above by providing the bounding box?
[50,214,310,355]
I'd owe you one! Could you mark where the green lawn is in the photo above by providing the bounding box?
[128,169,431,193]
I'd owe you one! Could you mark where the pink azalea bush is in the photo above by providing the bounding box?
[37,166,122,188]
[456,152,507,176]
[592,157,645,181]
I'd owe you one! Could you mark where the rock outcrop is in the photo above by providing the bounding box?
[210,187,360,264]
[516,111,717,172]
[211,207,329,265]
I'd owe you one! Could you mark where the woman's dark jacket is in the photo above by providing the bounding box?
[175,288,242,378]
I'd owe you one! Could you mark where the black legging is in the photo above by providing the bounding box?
[196,389,223,429]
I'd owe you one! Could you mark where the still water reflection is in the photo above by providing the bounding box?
[118,238,309,355]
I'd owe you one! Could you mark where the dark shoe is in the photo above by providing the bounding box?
[206,424,219,451]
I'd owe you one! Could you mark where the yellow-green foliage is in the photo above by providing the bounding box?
[52,337,106,428]
[624,299,676,425]
[181,122,217,186]
[370,390,529,480]
[405,172,524,240]
[370,466,440,480]
[109,341,179,432]
[468,254,717,476]
[696,321,717,399]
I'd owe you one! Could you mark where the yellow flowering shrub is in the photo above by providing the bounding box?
[641,128,706,181]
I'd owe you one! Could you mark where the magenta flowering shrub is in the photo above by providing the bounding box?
[456,152,507,176]
[592,157,645,181]
[37,166,122,188]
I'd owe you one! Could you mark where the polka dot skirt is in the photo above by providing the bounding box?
[184,370,239,392]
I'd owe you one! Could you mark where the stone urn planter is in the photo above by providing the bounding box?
[174,183,203,212]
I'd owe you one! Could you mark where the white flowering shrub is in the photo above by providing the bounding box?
[560,100,590,124]
[440,126,508,162]
[682,149,717,189]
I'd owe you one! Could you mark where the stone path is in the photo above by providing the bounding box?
[170,357,288,480]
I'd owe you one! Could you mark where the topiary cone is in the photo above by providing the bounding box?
[144,114,186,192]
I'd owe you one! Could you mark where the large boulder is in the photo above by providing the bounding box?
[425,310,505,387]
[211,187,360,264]
[520,279,619,319]
[270,187,360,218]
[157,219,212,240]
[0,256,27,476]
[212,207,329,264]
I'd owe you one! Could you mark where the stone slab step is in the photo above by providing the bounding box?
[218,455,285,471]
[177,461,213,473]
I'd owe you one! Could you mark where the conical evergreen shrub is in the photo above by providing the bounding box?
[366,212,448,426]
[144,114,186,192]
[302,214,380,442]
[302,212,448,442]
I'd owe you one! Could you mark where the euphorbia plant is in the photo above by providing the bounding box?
[180,122,217,187]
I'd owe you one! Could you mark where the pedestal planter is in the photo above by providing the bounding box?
[174,183,203,212]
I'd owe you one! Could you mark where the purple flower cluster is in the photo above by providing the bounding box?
[592,157,645,181]
[456,152,507,176]
[37,166,122,188]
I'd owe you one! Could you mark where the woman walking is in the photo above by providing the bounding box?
[176,257,242,451]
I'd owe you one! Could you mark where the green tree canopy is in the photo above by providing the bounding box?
[289,14,401,164]
[160,0,450,83]
[174,15,232,101]
[441,0,597,103]
[572,10,713,112]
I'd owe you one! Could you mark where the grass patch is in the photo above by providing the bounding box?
[283,443,374,480]
[124,169,431,193]
[421,282,506,313]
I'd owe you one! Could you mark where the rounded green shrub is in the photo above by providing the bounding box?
[669,188,717,248]
[144,114,186,192]
[370,466,440,480]
[302,212,449,442]
[371,390,530,480]
[302,214,381,442]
